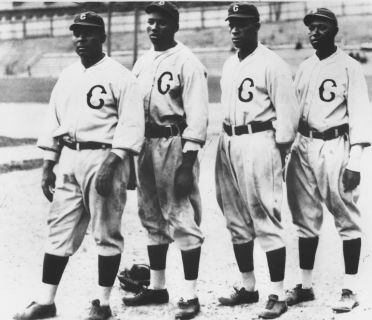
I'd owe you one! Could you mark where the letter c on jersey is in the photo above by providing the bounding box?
[319,79,336,102]
[87,85,107,109]
[157,72,173,95]
[238,78,254,102]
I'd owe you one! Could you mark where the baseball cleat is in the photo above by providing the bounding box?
[258,295,288,319]
[286,284,315,306]
[332,289,359,313]
[122,287,169,306]
[13,301,56,320]
[218,287,259,306]
[84,299,112,320]
[175,297,200,320]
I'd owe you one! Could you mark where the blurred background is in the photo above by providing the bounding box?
[0,1,372,104]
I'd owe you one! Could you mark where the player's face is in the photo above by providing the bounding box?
[72,26,105,58]
[228,18,260,49]
[307,19,337,50]
[146,11,178,47]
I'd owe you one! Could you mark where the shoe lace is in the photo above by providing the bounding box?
[265,297,276,310]
[89,302,102,316]
[341,290,352,301]
[178,298,187,308]
[230,286,241,299]
[137,288,149,297]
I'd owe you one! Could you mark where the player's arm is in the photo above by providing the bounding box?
[267,60,300,146]
[41,160,56,202]
[37,83,62,202]
[95,77,145,196]
[267,60,300,172]
[174,60,209,198]
[342,62,371,191]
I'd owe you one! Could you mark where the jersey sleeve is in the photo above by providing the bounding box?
[36,81,61,162]
[267,59,300,144]
[346,61,372,146]
[112,75,145,155]
[180,59,209,145]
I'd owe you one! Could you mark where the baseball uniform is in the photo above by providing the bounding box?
[37,55,144,256]
[215,42,299,251]
[286,48,371,240]
[132,41,209,251]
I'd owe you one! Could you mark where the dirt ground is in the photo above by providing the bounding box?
[1,104,372,320]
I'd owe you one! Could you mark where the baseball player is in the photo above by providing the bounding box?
[122,2,208,320]
[285,8,371,313]
[13,12,144,320]
[215,3,299,319]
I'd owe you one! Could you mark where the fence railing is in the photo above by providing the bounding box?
[1,1,372,40]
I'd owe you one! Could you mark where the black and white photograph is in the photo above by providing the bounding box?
[0,1,372,319]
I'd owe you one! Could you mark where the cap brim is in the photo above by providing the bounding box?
[69,22,104,30]
[303,14,337,26]
[225,14,258,21]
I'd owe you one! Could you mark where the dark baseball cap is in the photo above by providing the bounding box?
[304,8,338,26]
[145,1,179,23]
[69,11,105,31]
[226,2,260,21]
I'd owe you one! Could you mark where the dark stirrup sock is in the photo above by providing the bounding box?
[181,246,201,280]
[266,247,286,282]
[148,244,169,270]
[343,238,361,274]
[42,253,69,285]
[233,241,254,273]
[98,254,121,287]
[299,237,319,270]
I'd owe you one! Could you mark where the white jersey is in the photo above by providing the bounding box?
[220,43,299,144]
[37,55,144,161]
[295,48,371,145]
[132,42,209,145]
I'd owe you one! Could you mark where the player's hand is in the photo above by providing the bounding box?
[41,160,56,202]
[95,152,122,197]
[127,154,137,191]
[175,165,194,198]
[174,150,198,198]
[342,168,360,192]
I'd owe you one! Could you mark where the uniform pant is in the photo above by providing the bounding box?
[286,134,362,239]
[137,136,204,251]
[215,130,285,252]
[46,147,129,257]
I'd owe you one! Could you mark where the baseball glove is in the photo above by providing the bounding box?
[117,264,150,293]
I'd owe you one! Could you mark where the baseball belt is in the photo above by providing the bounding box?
[59,139,112,151]
[145,122,187,138]
[223,121,273,136]
[298,122,349,140]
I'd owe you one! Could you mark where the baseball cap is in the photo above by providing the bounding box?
[304,8,338,26]
[69,11,105,31]
[145,1,179,23]
[225,2,260,21]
